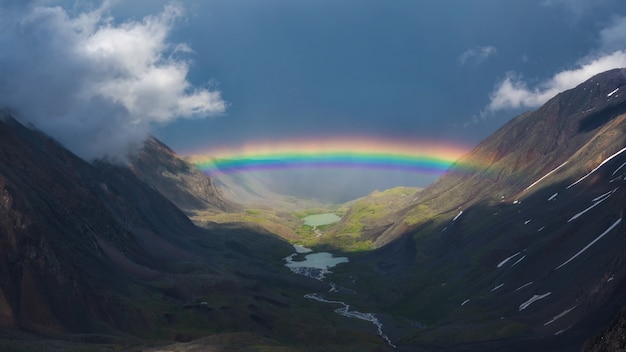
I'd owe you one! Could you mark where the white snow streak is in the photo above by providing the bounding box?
[593,189,618,202]
[556,218,622,270]
[538,226,546,232]
[515,282,534,291]
[453,210,463,221]
[548,193,558,201]
[567,147,626,189]
[568,188,617,222]
[511,255,526,267]
[497,252,521,268]
[555,325,572,335]
[544,305,578,326]
[461,299,470,306]
[607,87,620,97]
[612,161,626,176]
[519,292,551,311]
[524,162,568,192]
[491,284,504,292]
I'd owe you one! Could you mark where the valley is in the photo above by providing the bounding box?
[180,68,626,351]
[2,69,626,351]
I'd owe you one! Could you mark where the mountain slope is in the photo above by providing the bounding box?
[326,68,626,351]
[0,116,392,351]
[376,68,626,246]
[128,136,238,214]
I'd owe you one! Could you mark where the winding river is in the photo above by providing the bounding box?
[284,245,396,348]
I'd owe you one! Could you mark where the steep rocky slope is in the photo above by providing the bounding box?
[376,68,626,246]
[326,68,626,351]
[582,306,626,352]
[128,136,238,214]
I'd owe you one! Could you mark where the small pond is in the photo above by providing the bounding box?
[303,213,341,226]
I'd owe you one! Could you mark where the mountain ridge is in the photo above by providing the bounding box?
[373,68,626,247]
[326,68,626,350]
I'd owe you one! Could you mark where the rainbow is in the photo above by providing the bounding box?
[186,138,474,175]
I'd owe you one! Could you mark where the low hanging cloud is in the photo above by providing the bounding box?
[0,1,226,160]
[488,16,626,112]
[458,45,497,66]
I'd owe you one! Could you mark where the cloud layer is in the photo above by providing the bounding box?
[488,16,626,112]
[0,1,225,160]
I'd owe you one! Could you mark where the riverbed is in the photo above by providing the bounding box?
[283,244,396,348]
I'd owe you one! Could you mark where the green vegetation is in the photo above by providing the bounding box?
[192,187,421,253]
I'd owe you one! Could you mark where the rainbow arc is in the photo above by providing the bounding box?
[186,138,473,175]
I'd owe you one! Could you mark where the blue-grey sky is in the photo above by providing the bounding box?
[2,0,626,200]
[146,0,626,152]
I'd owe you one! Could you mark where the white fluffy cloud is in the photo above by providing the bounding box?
[488,51,626,111]
[459,45,497,66]
[0,1,225,160]
[488,15,626,112]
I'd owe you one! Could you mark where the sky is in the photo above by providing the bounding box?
[2,0,626,201]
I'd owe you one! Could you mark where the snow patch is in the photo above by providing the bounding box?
[524,161,568,192]
[497,252,521,268]
[612,161,626,176]
[519,292,551,311]
[556,218,622,270]
[453,210,463,221]
[524,219,531,225]
[515,282,534,291]
[511,255,526,267]
[490,284,504,292]
[567,188,617,222]
[593,188,618,202]
[544,305,578,326]
[567,147,626,189]
[555,325,572,335]
[607,87,620,97]
[548,193,558,201]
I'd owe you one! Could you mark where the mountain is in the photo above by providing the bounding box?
[0,115,283,333]
[0,116,391,351]
[4,67,626,351]
[327,68,626,350]
[375,68,626,247]
[128,136,239,214]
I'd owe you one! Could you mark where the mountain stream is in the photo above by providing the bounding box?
[284,245,397,348]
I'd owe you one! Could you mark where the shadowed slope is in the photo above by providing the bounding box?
[128,136,239,214]
[0,116,395,351]
[325,68,626,351]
